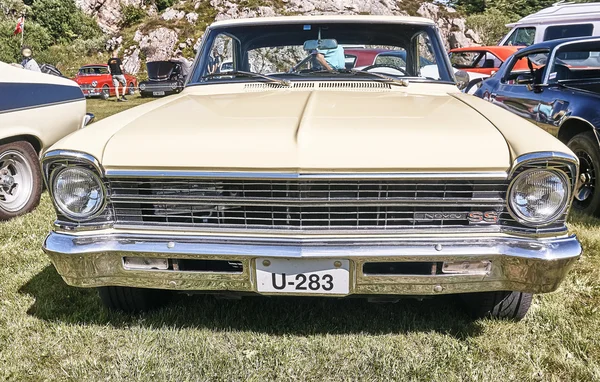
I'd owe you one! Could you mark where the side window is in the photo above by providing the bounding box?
[416,32,439,79]
[544,24,594,41]
[344,54,357,69]
[450,52,482,69]
[207,34,235,75]
[374,52,406,68]
[503,27,536,46]
[479,52,502,68]
[502,51,549,84]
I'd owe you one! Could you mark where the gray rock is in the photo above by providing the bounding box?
[75,0,143,34]
[161,8,185,21]
[186,12,199,24]
[123,48,141,74]
[135,27,179,62]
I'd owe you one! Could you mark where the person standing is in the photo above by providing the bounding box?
[20,47,41,72]
[172,51,193,79]
[107,51,127,102]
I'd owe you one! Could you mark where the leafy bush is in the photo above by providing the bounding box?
[466,8,517,45]
[121,3,145,27]
[0,18,52,63]
[31,0,101,43]
[154,0,175,11]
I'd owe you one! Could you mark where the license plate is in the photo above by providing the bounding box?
[255,258,349,295]
[153,91,165,96]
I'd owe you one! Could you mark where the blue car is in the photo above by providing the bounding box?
[475,36,600,216]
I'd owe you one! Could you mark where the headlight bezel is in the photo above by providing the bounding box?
[42,151,110,224]
[507,167,571,227]
[52,166,107,221]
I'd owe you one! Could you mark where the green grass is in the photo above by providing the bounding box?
[86,93,155,122]
[0,99,599,380]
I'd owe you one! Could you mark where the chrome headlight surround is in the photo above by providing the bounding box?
[42,150,110,224]
[139,83,146,90]
[507,152,578,228]
[91,80,98,87]
[507,168,570,226]
[52,166,105,220]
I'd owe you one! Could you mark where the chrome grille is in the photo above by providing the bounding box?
[108,177,508,232]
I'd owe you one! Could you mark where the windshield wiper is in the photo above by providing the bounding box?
[202,70,290,86]
[347,70,409,87]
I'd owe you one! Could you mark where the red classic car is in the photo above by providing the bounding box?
[448,46,526,76]
[73,64,138,100]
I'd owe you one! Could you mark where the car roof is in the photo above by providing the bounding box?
[517,36,600,54]
[210,15,435,28]
[449,46,524,60]
[507,2,600,27]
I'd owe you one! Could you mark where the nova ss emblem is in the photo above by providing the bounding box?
[414,211,499,224]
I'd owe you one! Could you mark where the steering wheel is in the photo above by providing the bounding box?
[361,63,408,76]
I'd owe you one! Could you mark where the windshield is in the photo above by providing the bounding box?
[188,21,453,84]
[549,41,600,83]
[78,66,109,75]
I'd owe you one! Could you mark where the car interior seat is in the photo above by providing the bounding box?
[481,59,496,68]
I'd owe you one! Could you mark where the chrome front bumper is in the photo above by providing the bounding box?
[43,231,582,296]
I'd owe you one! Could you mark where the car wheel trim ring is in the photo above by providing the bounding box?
[575,149,596,203]
[0,150,33,212]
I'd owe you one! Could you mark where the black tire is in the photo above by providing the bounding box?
[98,286,171,313]
[0,141,42,220]
[567,131,600,216]
[461,291,532,321]
[101,85,110,100]
[128,83,135,96]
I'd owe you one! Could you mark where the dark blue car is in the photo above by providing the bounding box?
[475,37,600,216]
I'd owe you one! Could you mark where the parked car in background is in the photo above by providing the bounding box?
[42,16,581,320]
[0,61,91,219]
[139,60,185,97]
[73,64,137,100]
[499,2,600,47]
[449,46,525,76]
[476,37,600,216]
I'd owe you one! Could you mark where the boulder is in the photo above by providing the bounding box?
[161,7,185,21]
[186,12,199,24]
[123,48,141,74]
[74,0,143,34]
[135,27,179,62]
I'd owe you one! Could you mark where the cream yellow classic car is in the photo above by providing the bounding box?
[42,16,582,320]
[0,61,89,219]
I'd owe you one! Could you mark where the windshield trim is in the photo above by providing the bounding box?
[187,22,456,87]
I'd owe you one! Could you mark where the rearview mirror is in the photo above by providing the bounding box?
[454,70,469,90]
[303,39,338,51]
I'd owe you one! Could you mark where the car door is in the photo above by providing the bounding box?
[490,50,550,125]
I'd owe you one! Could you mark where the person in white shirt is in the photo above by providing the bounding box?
[20,47,41,72]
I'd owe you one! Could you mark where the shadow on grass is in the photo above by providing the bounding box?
[20,265,483,339]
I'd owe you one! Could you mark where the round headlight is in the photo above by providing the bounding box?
[170,82,177,90]
[91,80,98,87]
[139,83,146,90]
[509,169,569,225]
[53,167,105,220]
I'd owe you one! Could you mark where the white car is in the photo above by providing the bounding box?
[0,62,91,219]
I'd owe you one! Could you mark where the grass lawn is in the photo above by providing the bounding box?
[0,95,599,381]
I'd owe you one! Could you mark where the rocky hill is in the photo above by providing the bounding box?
[75,0,481,75]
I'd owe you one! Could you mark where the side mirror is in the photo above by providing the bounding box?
[454,70,469,90]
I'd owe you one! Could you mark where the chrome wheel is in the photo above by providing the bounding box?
[0,150,34,212]
[575,150,596,205]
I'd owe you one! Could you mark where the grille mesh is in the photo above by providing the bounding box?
[108,178,508,232]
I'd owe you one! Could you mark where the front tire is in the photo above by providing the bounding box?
[461,291,532,321]
[128,83,135,95]
[0,141,42,220]
[568,131,600,216]
[98,286,171,313]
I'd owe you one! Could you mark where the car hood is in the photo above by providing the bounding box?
[98,87,511,172]
[146,61,177,81]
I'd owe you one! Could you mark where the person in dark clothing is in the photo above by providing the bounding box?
[107,51,127,101]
